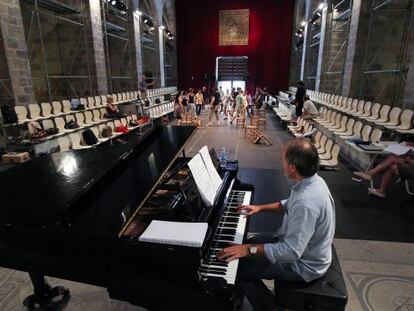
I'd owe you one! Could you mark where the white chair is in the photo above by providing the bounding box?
[356,101,372,118]
[52,101,65,116]
[313,131,322,149]
[40,102,53,118]
[325,114,343,131]
[317,135,328,154]
[101,95,108,106]
[94,96,102,107]
[387,109,414,132]
[353,100,365,116]
[75,112,88,128]
[58,136,71,152]
[88,97,97,109]
[340,121,363,139]
[84,111,97,124]
[92,109,102,123]
[90,126,108,143]
[319,139,334,160]
[28,104,45,120]
[80,98,88,109]
[370,128,382,143]
[320,144,340,168]
[361,103,381,121]
[361,125,372,141]
[62,100,72,114]
[69,132,92,150]
[55,117,73,133]
[99,108,108,120]
[367,105,390,123]
[376,107,401,127]
[333,118,355,135]
[329,116,348,133]
[14,106,32,123]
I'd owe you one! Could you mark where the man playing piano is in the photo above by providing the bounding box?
[218,138,335,310]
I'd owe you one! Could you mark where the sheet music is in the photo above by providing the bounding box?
[139,220,208,247]
[199,146,222,192]
[188,154,216,206]
[384,142,414,156]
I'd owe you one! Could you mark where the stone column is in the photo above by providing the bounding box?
[316,7,328,91]
[158,26,165,87]
[300,0,311,80]
[0,0,36,106]
[87,0,108,95]
[341,0,361,96]
[132,11,143,82]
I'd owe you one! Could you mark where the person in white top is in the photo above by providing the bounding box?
[302,95,319,120]
[222,89,232,120]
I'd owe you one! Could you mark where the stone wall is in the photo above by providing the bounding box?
[290,0,414,110]
[0,0,36,106]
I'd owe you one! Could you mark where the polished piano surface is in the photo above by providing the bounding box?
[0,125,254,310]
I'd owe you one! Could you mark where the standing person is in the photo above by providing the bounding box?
[174,93,182,126]
[208,87,220,126]
[139,75,155,100]
[294,80,306,118]
[219,86,225,113]
[195,89,204,117]
[218,139,335,310]
[202,86,209,111]
[180,90,189,112]
[230,89,245,125]
[222,89,231,120]
[188,88,196,116]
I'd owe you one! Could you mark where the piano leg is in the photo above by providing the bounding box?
[23,272,70,309]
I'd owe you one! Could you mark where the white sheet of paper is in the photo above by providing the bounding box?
[188,154,216,206]
[384,142,413,156]
[199,146,222,192]
[139,220,208,247]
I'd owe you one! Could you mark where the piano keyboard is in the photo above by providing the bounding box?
[199,188,252,285]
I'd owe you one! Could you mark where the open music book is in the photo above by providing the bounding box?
[188,146,223,207]
[139,220,208,247]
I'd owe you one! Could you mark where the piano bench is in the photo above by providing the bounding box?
[274,245,348,311]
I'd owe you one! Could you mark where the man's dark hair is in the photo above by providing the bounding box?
[284,138,319,177]
[297,80,305,87]
[303,94,310,101]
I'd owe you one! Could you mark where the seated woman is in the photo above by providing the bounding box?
[302,95,319,120]
[106,97,124,119]
[354,140,414,198]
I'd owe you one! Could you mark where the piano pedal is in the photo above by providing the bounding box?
[23,286,70,310]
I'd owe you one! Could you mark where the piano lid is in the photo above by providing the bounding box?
[0,126,197,230]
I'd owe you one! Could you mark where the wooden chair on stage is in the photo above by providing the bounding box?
[235,108,246,128]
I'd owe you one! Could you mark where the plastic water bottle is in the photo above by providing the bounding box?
[219,147,227,168]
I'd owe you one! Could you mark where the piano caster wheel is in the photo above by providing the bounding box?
[23,286,70,310]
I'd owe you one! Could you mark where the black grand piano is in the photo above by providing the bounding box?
[0,125,254,310]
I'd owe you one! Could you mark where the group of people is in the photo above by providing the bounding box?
[174,85,270,126]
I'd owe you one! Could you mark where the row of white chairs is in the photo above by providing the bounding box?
[287,119,340,168]
[315,108,383,143]
[307,90,414,135]
[145,102,175,119]
[146,87,177,97]
[28,100,175,146]
[11,87,177,125]
[15,93,156,125]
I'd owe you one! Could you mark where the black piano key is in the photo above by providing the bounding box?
[211,241,230,248]
[203,260,228,267]
[215,235,235,242]
[216,228,236,235]
[218,222,238,228]
[199,267,227,274]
